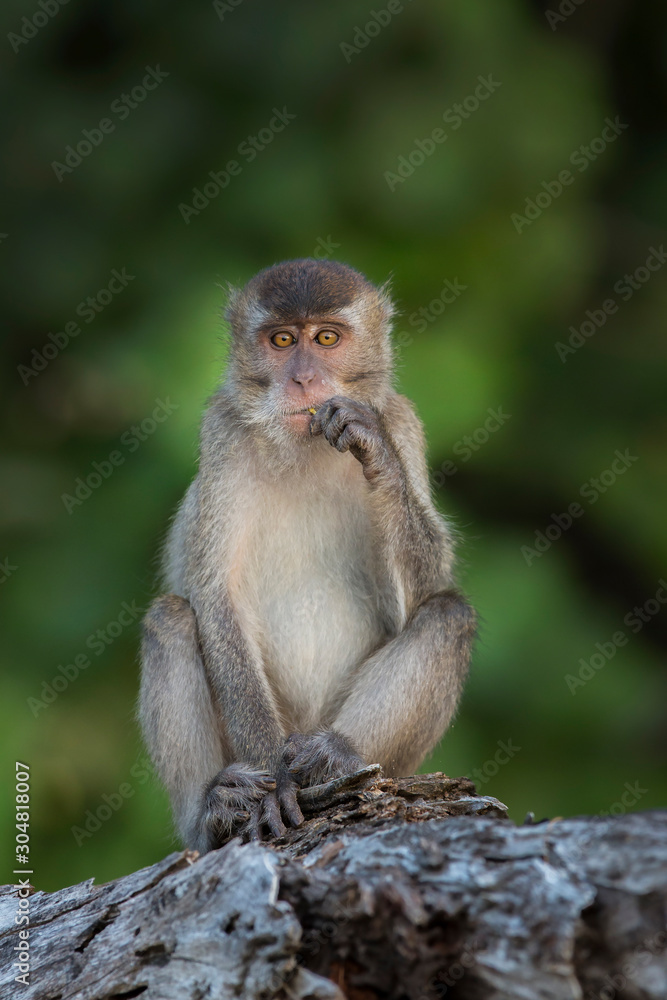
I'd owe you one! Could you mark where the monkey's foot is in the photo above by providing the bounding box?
[200,764,276,849]
[297,764,382,811]
[255,770,305,841]
[284,730,366,788]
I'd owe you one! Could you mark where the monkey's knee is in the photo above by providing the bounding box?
[140,595,225,846]
[140,594,201,713]
[412,589,477,642]
[142,593,197,650]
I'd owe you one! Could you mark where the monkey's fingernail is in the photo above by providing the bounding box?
[287,804,304,827]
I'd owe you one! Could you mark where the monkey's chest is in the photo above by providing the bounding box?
[234,487,386,730]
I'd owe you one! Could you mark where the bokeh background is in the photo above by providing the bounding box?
[2,0,666,893]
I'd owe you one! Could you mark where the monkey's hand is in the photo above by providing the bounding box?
[200,764,279,848]
[283,730,366,788]
[310,396,401,484]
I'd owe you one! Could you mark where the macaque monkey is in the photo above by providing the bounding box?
[139,259,475,853]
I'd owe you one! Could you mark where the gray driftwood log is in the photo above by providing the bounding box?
[1,771,666,1000]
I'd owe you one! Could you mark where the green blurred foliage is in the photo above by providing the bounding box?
[1,0,666,892]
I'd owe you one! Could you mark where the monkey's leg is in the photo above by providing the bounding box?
[327,590,475,777]
[140,594,279,852]
[283,729,366,788]
[141,594,303,850]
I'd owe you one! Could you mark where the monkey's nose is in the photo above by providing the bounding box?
[292,371,315,385]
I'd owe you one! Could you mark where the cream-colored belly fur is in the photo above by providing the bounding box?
[231,451,386,732]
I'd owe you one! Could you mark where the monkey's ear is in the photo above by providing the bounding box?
[378,278,395,318]
[377,278,396,324]
[223,283,242,326]
[222,281,270,338]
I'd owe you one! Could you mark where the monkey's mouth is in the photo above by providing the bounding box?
[281,406,320,434]
[282,407,319,416]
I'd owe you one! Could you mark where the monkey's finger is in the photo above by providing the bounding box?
[227,771,276,793]
[248,776,277,795]
[335,423,369,455]
[262,792,287,838]
[282,732,306,765]
[212,786,270,813]
[278,784,304,828]
[320,406,376,447]
[321,405,359,446]
[287,742,327,783]
[208,806,248,847]
[309,400,338,436]
[325,396,378,428]
[321,416,347,447]
[242,807,263,843]
[325,395,369,414]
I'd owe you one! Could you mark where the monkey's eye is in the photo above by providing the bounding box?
[270,331,295,348]
[315,330,339,347]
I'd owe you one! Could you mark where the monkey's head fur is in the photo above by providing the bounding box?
[223,259,395,443]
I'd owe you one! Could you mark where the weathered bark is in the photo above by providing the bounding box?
[1,771,666,1000]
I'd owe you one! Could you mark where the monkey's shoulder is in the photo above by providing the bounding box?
[199,391,244,451]
[382,392,428,455]
[199,391,252,479]
[383,391,423,424]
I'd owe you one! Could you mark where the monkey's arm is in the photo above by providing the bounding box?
[185,411,288,773]
[194,597,283,768]
[140,590,300,850]
[311,393,452,624]
[170,433,304,838]
[308,395,473,777]
[188,589,304,833]
[333,589,475,775]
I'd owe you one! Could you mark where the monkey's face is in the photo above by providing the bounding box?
[225,260,394,440]
[260,318,359,436]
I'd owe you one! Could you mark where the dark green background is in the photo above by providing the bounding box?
[2,0,666,892]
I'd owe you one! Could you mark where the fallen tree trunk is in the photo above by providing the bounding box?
[1,771,666,1000]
